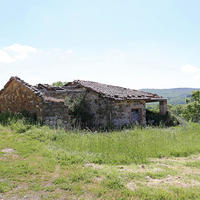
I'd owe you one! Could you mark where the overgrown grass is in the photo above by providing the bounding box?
[25,123,200,164]
[1,113,200,165]
[2,114,200,199]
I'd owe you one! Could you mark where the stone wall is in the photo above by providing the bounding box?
[0,79,43,119]
[84,91,146,127]
[44,86,146,128]
[42,100,69,129]
[38,84,146,128]
[112,101,146,126]
[38,85,86,100]
[0,80,146,129]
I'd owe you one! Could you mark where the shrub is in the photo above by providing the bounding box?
[146,110,179,127]
[65,95,93,129]
[0,112,38,133]
[51,81,68,87]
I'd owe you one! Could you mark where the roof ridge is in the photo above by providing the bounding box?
[0,76,43,98]
[66,79,165,101]
[74,79,154,91]
[74,80,142,92]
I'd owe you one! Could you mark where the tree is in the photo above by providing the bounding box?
[52,81,67,87]
[168,104,185,116]
[65,95,93,128]
[186,90,200,103]
[182,90,200,122]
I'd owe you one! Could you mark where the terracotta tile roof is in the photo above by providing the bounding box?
[0,77,66,103]
[0,77,166,102]
[0,76,43,98]
[65,80,165,101]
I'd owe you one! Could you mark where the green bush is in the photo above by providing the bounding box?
[168,90,200,123]
[65,95,93,129]
[51,81,67,87]
[146,110,180,127]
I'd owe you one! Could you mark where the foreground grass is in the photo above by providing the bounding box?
[1,119,200,199]
[6,121,200,165]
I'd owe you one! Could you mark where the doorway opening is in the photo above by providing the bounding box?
[131,109,140,124]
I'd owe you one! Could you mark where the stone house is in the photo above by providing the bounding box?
[0,77,167,129]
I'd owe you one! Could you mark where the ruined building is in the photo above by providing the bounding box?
[0,77,167,129]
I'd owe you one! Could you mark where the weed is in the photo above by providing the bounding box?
[0,181,13,193]
[185,161,200,168]
[103,174,124,190]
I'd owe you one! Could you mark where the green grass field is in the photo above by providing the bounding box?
[1,117,200,199]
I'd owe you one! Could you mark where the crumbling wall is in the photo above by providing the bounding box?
[36,85,86,100]
[0,79,43,119]
[84,91,146,128]
[38,84,146,128]
[48,85,147,128]
[111,101,146,126]
[0,79,146,130]
[42,99,69,129]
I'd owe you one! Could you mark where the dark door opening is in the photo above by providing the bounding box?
[131,109,139,124]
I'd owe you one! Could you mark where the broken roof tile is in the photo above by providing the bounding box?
[65,80,165,101]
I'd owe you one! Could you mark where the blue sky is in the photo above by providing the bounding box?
[0,0,200,89]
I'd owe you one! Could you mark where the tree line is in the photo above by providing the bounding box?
[168,90,200,123]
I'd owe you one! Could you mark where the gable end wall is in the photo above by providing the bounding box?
[0,80,43,119]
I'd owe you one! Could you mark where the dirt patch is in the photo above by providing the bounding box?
[4,192,43,200]
[1,148,18,161]
[79,193,96,200]
[152,156,200,175]
[126,182,137,191]
[52,165,60,179]
[39,165,61,188]
[118,166,163,173]
[1,148,15,154]
[93,176,104,183]
[145,175,200,188]
[84,163,103,170]
[152,155,200,163]
[126,175,200,191]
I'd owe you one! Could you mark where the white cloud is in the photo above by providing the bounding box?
[66,49,73,54]
[194,74,200,80]
[1,45,200,89]
[0,44,37,63]
[4,44,37,54]
[0,50,15,64]
[180,64,200,85]
[181,64,200,73]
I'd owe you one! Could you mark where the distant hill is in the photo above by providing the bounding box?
[140,88,200,105]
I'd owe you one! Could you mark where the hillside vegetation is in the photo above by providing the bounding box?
[1,115,200,199]
[141,88,200,105]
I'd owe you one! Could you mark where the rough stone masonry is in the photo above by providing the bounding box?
[0,77,167,129]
